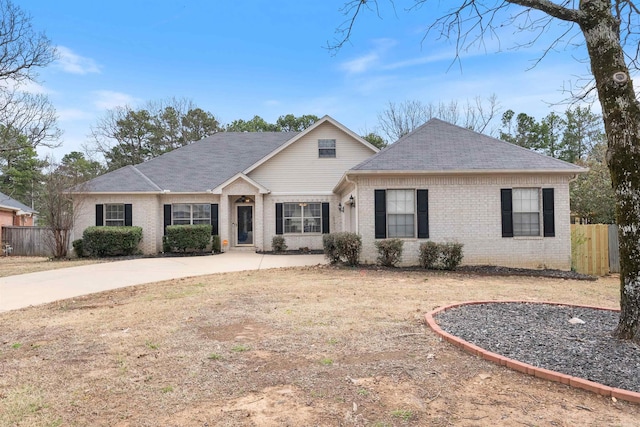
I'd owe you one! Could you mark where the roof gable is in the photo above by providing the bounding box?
[210,173,270,194]
[244,115,378,174]
[351,118,585,173]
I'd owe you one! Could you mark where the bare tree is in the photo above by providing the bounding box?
[39,161,82,258]
[378,100,430,141]
[335,1,640,340]
[0,89,61,152]
[377,95,499,141]
[0,0,56,85]
[0,0,59,153]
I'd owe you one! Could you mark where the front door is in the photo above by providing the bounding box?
[237,205,253,245]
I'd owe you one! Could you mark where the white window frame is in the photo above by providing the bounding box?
[318,139,336,158]
[105,204,125,226]
[283,202,322,234]
[513,188,541,237]
[172,203,211,225]
[387,189,415,238]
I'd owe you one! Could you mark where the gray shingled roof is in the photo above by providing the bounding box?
[80,132,298,193]
[352,119,585,173]
[0,191,36,213]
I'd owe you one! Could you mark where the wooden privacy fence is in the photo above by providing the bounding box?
[1,226,53,257]
[571,224,620,276]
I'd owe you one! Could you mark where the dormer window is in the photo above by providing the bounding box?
[318,139,336,158]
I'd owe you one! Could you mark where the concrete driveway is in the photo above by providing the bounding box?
[0,252,326,312]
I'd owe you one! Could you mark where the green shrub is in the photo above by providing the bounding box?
[212,235,221,253]
[375,238,404,267]
[419,241,440,269]
[322,234,340,264]
[83,226,143,257]
[323,232,362,266]
[418,241,464,270]
[336,232,362,266]
[72,239,84,258]
[440,242,464,271]
[162,236,171,253]
[164,225,212,252]
[272,235,287,253]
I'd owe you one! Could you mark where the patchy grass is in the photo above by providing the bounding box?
[0,266,636,426]
[0,256,103,278]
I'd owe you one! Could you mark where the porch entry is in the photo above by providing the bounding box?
[236,205,253,245]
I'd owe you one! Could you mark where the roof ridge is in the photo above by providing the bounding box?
[128,165,163,191]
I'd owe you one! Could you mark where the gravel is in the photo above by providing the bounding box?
[434,302,640,393]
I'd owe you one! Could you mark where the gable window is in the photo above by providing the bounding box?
[375,189,429,239]
[105,204,125,226]
[172,204,211,225]
[501,188,555,237]
[387,189,415,238]
[318,139,336,158]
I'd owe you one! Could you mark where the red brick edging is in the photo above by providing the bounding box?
[425,301,640,405]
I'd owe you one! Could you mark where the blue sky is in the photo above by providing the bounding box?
[23,1,593,160]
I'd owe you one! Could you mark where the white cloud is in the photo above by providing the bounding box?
[264,99,280,107]
[5,79,49,94]
[340,38,398,75]
[55,46,101,75]
[92,90,139,110]
[340,53,380,74]
[384,52,454,70]
[57,108,94,122]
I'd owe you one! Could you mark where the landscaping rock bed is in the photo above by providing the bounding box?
[434,302,640,393]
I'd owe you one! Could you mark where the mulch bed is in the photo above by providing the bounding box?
[434,302,640,393]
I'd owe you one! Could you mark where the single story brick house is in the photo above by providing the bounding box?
[0,191,36,228]
[0,193,37,254]
[72,116,585,269]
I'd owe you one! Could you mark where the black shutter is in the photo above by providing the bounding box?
[95,204,104,226]
[374,190,386,239]
[322,202,330,234]
[501,189,513,238]
[211,204,219,235]
[542,188,555,237]
[163,204,172,235]
[124,204,132,226]
[275,203,283,235]
[417,189,429,239]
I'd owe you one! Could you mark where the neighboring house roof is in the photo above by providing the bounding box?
[78,132,297,193]
[0,191,36,214]
[350,118,586,174]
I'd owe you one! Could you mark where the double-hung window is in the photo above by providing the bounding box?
[512,188,540,236]
[284,202,321,233]
[172,204,211,225]
[105,204,125,226]
[501,188,554,238]
[318,139,336,158]
[375,189,429,239]
[387,190,415,238]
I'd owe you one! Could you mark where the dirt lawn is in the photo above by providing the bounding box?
[0,256,103,278]
[1,265,637,426]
